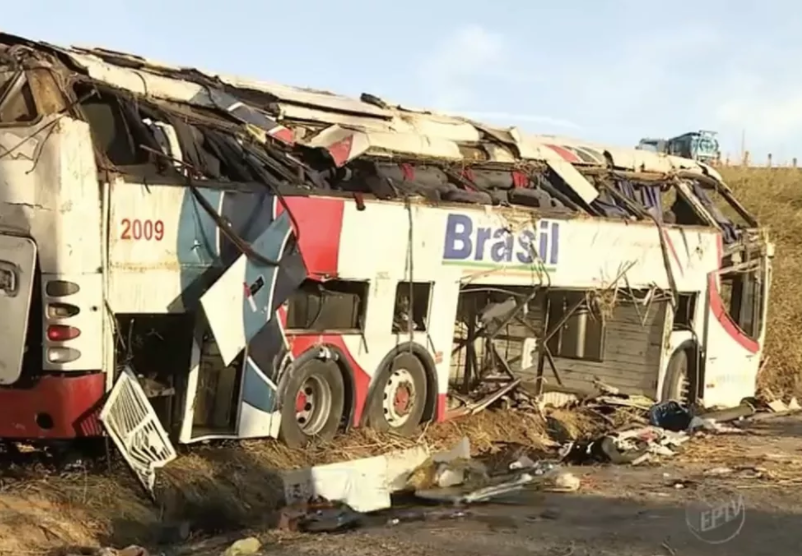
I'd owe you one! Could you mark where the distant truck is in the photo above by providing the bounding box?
[637,130,721,165]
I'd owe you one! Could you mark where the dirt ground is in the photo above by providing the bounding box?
[2,410,800,556]
[239,414,802,556]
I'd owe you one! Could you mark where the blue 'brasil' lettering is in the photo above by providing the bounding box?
[442,213,560,266]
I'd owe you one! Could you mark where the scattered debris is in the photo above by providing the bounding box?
[649,401,692,432]
[299,504,363,533]
[386,508,470,525]
[66,546,151,556]
[415,471,538,504]
[688,416,744,434]
[282,445,430,512]
[222,537,262,556]
[768,399,789,412]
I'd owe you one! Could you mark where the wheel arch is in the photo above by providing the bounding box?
[359,341,439,427]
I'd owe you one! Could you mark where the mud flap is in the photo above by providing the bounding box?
[100,366,177,496]
[200,210,305,367]
[0,233,37,386]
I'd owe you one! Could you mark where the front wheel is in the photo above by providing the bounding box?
[366,353,428,436]
[279,359,345,448]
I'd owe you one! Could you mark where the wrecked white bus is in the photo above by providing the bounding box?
[0,34,771,482]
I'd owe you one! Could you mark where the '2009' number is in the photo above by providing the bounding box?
[120,218,165,241]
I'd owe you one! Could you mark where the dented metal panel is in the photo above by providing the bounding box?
[546,159,599,204]
[364,130,464,160]
[398,113,482,143]
[302,125,371,166]
[200,210,305,366]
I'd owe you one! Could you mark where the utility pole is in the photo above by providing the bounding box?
[740,129,746,165]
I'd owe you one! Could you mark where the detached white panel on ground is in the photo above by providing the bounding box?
[282,446,430,512]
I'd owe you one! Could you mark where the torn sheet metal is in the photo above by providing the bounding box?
[282,446,430,513]
[200,211,305,367]
[546,159,600,204]
[47,43,716,176]
[302,125,371,167]
[99,367,177,495]
[59,51,291,142]
[213,75,393,119]
[415,472,537,504]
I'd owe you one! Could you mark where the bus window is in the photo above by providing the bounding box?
[0,71,37,124]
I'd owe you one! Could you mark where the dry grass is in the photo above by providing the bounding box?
[0,410,554,553]
[720,167,802,395]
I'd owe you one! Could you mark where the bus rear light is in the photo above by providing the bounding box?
[47,347,81,363]
[45,280,80,297]
[47,302,80,318]
[47,325,81,342]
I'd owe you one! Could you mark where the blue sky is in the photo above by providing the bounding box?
[3,1,797,163]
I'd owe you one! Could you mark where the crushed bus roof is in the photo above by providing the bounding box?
[10,35,717,178]
[0,32,750,237]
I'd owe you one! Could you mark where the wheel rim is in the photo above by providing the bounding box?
[678,369,691,403]
[295,375,332,436]
[382,368,417,428]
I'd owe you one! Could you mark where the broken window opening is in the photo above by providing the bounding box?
[673,293,698,329]
[0,70,37,124]
[545,290,605,362]
[192,330,245,437]
[687,180,754,243]
[392,281,432,333]
[719,268,764,340]
[285,279,368,333]
[76,85,155,168]
[114,313,196,437]
[668,187,709,228]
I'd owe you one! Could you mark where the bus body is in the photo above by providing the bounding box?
[0,35,771,487]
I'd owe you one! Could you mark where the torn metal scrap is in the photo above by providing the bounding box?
[386,508,470,526]
[408,437,579,504]
[415,471,539,504]
[562,425,689,466]
[445,379,522,419]
[299,504,364,533]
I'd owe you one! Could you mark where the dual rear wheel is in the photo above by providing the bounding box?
[278,352,429,448]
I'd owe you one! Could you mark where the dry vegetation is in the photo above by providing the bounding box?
[719,167,802,395]
[0,411,555,553]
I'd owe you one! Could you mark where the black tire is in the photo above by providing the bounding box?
[661,345,693,403]
[366,353,428,436]
[279,359,345,448]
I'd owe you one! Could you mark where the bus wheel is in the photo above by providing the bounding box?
[366,353,428,436]
[662,345,693,404]
[279,359,345,448]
